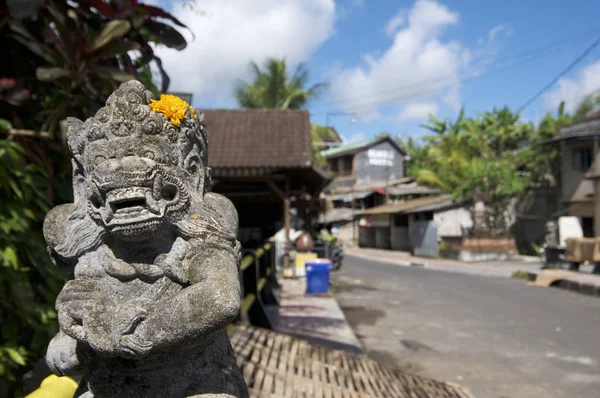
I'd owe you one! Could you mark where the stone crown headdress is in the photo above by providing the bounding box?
[66,80,208,170]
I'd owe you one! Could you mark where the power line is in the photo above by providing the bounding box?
[308,26,600,114]
[314,26,600,110]
[517,36,600,112]
[310,45,597,116]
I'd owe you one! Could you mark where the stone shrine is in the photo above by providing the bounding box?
[43,81,248,397]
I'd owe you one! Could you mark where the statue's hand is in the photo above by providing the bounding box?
[84,303,153,358]
[155,237,190,284]
[56,277,154,358]
[46,330,91,376]
[56,278,108,343]
[114,306,153,358]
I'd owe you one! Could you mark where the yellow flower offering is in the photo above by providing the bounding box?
[148,94,196,127]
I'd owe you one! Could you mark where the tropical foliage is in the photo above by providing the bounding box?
[311,123,342,168]
[235,58,327,110]
[0,141,65,388]
[408,97,598,236]
[0,1,188,394]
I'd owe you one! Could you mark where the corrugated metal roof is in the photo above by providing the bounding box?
[358,195,453,216]
[328,177,416,193]
[320,136,407,158]
[327,191,373,201]
[559,111,600,137]
[387,184,440,196]
[318,208,356,223]
[320,137,382,158]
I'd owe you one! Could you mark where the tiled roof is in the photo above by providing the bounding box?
[359,194,454,216]
[202,109,312,169]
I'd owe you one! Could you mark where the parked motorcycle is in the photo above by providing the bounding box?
[330,243,344,271]
[539,243,566,269]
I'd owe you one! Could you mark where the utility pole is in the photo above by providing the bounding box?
[385,166,391,204]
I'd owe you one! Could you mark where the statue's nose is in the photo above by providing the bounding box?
[95,156,155,175]
[119,156,155,173]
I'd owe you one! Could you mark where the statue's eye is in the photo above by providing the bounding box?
[144,151,155,160]
[94,155,106,166]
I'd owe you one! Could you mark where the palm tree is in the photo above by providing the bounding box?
[235,58,327,109]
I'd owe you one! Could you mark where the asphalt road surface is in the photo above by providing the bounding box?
[331,254,600,398]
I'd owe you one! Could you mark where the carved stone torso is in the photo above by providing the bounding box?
[43,81,248,397]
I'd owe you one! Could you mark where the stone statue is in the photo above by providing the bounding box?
[42,81,248,397]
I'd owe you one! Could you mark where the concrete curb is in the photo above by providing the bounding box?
[515,270,600,298]
[345,251,533,279]
[345,250,424,268]
[275,278,365,356]
[552,279,600,297]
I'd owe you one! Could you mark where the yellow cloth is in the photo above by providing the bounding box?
[26,375,78,398]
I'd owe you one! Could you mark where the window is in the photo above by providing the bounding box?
[343,155,353,173]
[329,160,338,173]
[582,217,594,237]
[416,211,433,221]
[394,214,409,227]
[573,148,593,171]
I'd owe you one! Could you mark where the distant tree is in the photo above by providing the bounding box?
[310,123,334,168]
[235,58,327,109]
[574,91,600,120]
[415,107,530,235]
[406,95,600,236]
[404,137,426,178]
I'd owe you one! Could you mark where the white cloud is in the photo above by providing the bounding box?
[398,102,438,120]
[154,0,335,106]
[487,24,511,42]
[329,0,467,117]
[543,61,600,112]
[343,132,367,143]
[385,10,406,37]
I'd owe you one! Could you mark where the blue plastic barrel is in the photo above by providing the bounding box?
[305,259,332,294]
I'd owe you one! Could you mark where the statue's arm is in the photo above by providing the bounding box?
[131,242,241,351]
[46,330,91,376]
[120,193,242,355]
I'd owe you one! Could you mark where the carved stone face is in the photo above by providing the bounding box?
[66,80,208,242]
[83,136,189,240]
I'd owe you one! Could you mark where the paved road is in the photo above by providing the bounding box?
[332,254,600,398]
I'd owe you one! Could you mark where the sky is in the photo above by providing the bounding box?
[150,0,600,144]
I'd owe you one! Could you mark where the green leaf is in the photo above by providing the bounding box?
[6,348,26,366]
[8,180,23,200]
[9,22,58,64]
[23,208,36,220]
[138,4,191,32]
[0,119,13,132]
[144,20,187,50]
[93,67,134,83]
[90,40,141,60]
[2,246,19,269]
[90,20,132,52]
[36,67,71,82]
